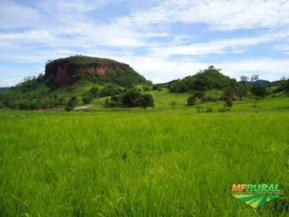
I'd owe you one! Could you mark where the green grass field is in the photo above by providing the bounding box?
[0,109,289,217]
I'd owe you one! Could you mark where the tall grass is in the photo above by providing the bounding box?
[0,111,288,216]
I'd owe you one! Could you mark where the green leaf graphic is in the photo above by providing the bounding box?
[232,194,280,208]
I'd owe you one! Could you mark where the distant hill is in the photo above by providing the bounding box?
[168,66,237,93]
[0,87,10,93]
[254,79,270,86]
[155,82,170,88]
[44,55,147,87]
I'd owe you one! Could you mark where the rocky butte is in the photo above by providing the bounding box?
[44,55,146,87]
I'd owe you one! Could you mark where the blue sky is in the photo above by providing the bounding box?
[1,0,289,86]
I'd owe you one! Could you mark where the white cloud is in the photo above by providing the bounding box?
[0,78,19,87]
[0,23,149,49]
[131,57,289,83]
[66,22,149,48]
[178,0,289,30]
[218,58,289,80]
[148,30,289,58]
[149,37,263,57]
[41,0,107,13]
[0,30,56,44]
[0,66,41,87]
[112,55,207,83]
[0,1,158,49]
[34,0,109,25]
[3,0,288,52]
[274,43,289,55]
[1,0,289,87]
[119,0,289,31]
[77,53,289,83]
[0,0,52,29]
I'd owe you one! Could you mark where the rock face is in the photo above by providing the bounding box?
[44,55,146,87]
[53,64,112,86]
[54,65,70,86]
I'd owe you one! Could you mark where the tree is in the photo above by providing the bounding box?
[106,94,123,107]
[240,75,249,83]
[224,96,233,107]
[58,97,65,105]
[99,85,122,97]
[89,87,99,97]
[19,101,39,110]
[285,79,289,94]
[105,89,155,109]
[138,94,154,111]
[65,96,78,111]
[250,75,259,83]
[223,87,234,99]
[193,90,205,100]
[122,89,141,107]
[278,77,289,94]
[168,80,188,93]
[187,95,196,106]
[275,77,289,94]
[251,85,267,98]
[152,85,160,90]
[235,84,248,100]
[82,95,93,104]
[142,86,151,91]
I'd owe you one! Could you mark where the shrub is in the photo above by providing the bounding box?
[224,97,233,107]
[283,79,289,94]
[106,89,155,109]
[121,89,141,107]
[19,101,39,110]
[142,86,151,91]
[251,85,267,98]
[65,104,74,112]
[89,87,99,97]
[196,106,204,113]
[7,101,19,109]
[218,107,231,112]
[138,94,154,110]
[205,107,213,113]
[82,95,93,104]
[152,85,162,91]
[99,85,122,97]
[105,94,123,107]
[187,95,196,106]
[193,91,205,99]
[235,83,248,100]
[65,97,78,111]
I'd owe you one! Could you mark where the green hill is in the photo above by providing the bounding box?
[168,65,237,93]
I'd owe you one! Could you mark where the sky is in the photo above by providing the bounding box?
[1,0,289,86]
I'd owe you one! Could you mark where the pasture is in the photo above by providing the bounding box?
[0,110,289,216]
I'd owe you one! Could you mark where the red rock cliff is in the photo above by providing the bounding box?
[53,64,112,86]
[44,55,145,87]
